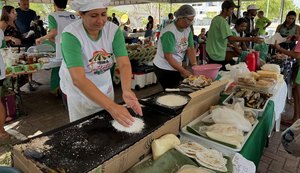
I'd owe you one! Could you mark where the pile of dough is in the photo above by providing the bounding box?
[151,134,180,160]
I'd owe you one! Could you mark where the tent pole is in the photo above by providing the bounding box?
[159,3,161,24]
[280,0,285,23]
[266,0,270,17]
[237,0,241,18]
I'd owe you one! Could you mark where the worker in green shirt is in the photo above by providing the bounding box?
[206,1,262,70]
[255,11,271,36]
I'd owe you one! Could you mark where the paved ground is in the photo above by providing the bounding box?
[0,70,298,172]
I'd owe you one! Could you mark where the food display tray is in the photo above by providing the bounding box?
[222,92,270,117]
[139,91,191,115]
[181,111,259,153]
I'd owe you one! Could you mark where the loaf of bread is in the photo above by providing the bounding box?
[257,70,279,80]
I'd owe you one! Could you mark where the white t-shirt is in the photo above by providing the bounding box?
[50,11,77,58]
[0,30,5,80]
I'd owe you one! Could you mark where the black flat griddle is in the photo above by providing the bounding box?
[17,107,174,173]
[139,92,190,115]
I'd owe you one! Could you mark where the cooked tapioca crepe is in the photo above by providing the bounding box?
[156,94,188,107]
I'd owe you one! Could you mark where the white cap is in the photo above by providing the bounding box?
[71,0,111,11]
[247,4,259,11]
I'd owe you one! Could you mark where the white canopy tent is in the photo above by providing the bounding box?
[4,0,234,5]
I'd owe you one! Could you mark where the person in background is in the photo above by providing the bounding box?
[276,11,300,50]
[206,1,262,70]
[0,6,22,47]
[153,5,197,89]
[161,13,174,29]
[274,34,300,125]
[112,13,119,26]
[255,10,271,36]
[35,15,47,37]
[36,0,77,96]
[144,15,153,38]
[59,0,142,125]
[242,11,247,18]
[15,0,36,49]
[244,4,259,37]
[0,22,10,140]
[226,18,248,61]
[198,28,206,43]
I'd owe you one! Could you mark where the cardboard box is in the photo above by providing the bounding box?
[13,115,181,173]
[180,80,228,128]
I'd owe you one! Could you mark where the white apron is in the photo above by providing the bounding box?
[59,20,117,122]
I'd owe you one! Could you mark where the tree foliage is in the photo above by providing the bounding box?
[241,0,300,21]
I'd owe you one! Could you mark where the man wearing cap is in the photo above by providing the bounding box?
[206,1,262,70]
[153,4,197,89]
[59,0,142,126]
[245,4,259,37]
[36,0,77,96]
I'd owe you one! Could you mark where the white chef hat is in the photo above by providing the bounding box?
[71,0,111,12]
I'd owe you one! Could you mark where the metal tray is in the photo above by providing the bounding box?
[181,111,259,152]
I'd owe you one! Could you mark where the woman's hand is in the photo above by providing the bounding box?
[287,34,299,41]
[122,90,143,116]
[181,70,192,78]
[11,37,21,45]
[107,103,135,127]
[251,37,263,44]
[274,43,281,50]
[35,37,44,45]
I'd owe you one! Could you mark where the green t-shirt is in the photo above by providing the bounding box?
[48,15,57,30]
[206,15,232,61]
[256,17,271,35]
[61,28,127,68]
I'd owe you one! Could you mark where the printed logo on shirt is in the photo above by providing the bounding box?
[87,49,114,75]
[70,15,76,19]
[176,37,188,54]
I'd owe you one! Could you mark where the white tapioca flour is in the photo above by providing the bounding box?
[112,117,145,133]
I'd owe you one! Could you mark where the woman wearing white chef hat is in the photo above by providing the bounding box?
[59,0,142,126]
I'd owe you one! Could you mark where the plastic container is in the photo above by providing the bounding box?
[192,64,222,80]
[245,52,257,72]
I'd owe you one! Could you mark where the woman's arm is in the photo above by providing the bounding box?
[117,56,143,116]
[36,15,57,45]
[296,25,300,35]
[275,44,300,59]
[36,29,57,45]
[164,53,192,77]
[69,66,135,126]
[5,36,21,45]
[275,24,281,33]
[228,35,262,43]
[186,47,197,66]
